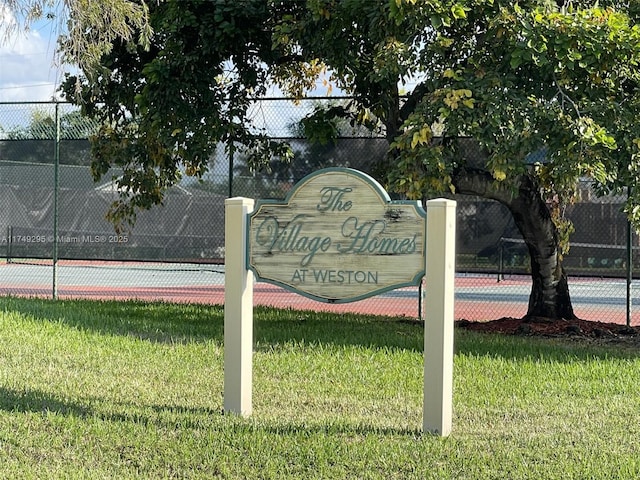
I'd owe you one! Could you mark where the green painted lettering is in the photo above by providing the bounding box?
[337,217,416,255]
[291,269,308,282]
[311,269,378,284]
[313,269,328,282]
[337,217,387,253]
[254,214,332,267]
[317,187,353,212]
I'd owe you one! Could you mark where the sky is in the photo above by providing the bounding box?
[0,3,66,102]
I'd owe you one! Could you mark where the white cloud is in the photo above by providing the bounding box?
[0,3,65,101]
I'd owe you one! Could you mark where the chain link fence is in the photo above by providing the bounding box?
[0,100,638,324]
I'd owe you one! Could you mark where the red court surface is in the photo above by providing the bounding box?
[0,263,637,325]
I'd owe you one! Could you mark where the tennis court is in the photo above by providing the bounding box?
[0,260,637,325]
[2,100,639,327]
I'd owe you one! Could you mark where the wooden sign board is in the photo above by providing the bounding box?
[247,168,426,303]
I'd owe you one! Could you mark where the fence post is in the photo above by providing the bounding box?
[228,143,235,198]
[423,198,456,436]
[52,102,60,299]
[627,186,633,327]
[498,237,504,282]
[224,197,255,416]
[6,226,12,263]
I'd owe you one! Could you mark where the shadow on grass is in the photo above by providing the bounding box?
[1,296,637,362]
[258,420,422,438]
[0,384,219,427]
[0,386,92,417]
[0,296,423,351]
[0,296,224,344]
[454,328,640,361]
[252,308,424,353]
[0,385,422,437]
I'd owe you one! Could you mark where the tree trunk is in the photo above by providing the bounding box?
[452,167,576,320]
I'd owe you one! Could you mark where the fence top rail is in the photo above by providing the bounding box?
[0,101,72,106]
[0,95,412,107]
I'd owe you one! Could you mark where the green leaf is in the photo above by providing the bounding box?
[451,4,467,20]
[510,55,523,69]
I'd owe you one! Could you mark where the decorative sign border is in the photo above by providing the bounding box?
[246,168,426,303]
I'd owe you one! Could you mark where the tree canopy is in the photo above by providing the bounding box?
[273,0,640,319]
[17,0,640,319]
[277,1,640,201]
[59,0,297,225]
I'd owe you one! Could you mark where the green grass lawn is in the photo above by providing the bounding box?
[0,296,639,479]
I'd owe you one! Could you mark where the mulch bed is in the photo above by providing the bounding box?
[456,317,640,347]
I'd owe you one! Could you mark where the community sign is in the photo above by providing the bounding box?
[226,168,456,436]
[247,168,426,303]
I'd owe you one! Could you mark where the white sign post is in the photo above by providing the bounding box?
[224,168,455,436]
[223,197,254,416]
[423,198,456,436]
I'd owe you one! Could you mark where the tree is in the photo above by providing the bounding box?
[56,0,640,320]
[272,0,640,320]
[59,0,294,228]
[285,100,387,184]
[2,108,97,140]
